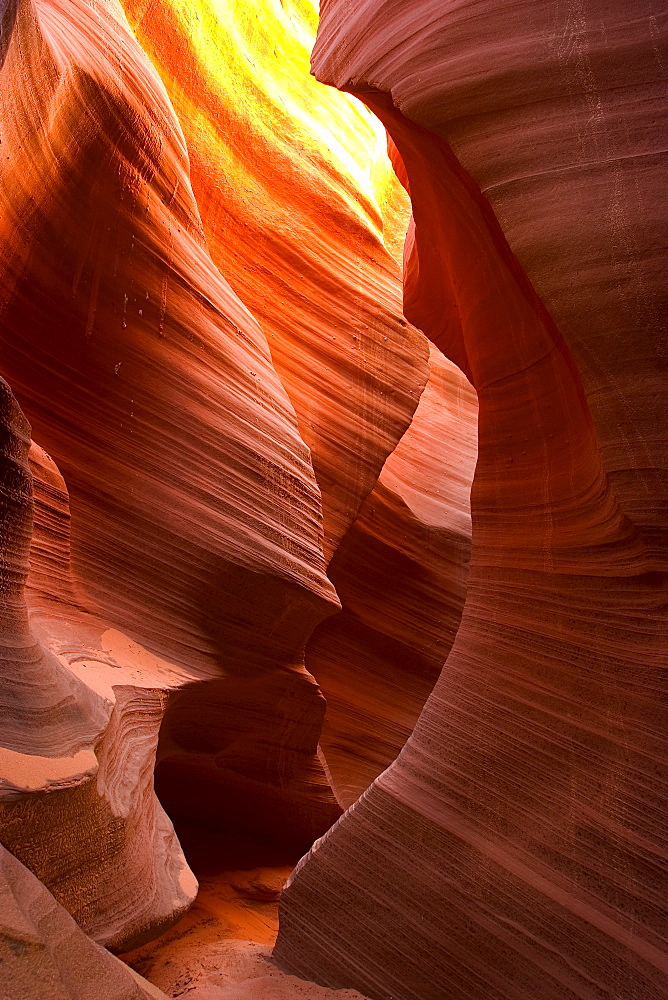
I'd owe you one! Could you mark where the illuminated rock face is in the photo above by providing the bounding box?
[118,0,445,835]
[121,0,427,560]
[274,3,668,1000]
[307,345,477,806]
[3,0,661,995]
[0,0,473,967]
[0,841,167,1000]
[0,0,342,952]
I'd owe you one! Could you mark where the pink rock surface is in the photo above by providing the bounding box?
[275,3,668,999]
[0,840,168,1000]
[308,345,477,805]
[3,0,663,996]
[0,378,197,951]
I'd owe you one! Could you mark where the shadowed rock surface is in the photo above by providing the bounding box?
[0,0,664,998]
[0,841,168,1000]
[274,3,668,999]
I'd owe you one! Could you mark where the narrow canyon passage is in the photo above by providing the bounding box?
[119,823,300,987]
[0,0,478,996]
[0,2,665,1000]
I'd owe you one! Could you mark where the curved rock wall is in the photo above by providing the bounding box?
[0,0,476,965]
[275,3,668,999]
[0,378,196,952]
[0,0,342,950]
[3,0,656,995]
[116,0,454,836]
[308,344,477,806]
[121,0,427,559]
[1,0,337,665]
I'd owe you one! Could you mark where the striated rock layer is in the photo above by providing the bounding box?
[0,376,197,951]
[0,0,342,951]
[275,3,668,999]
[308,344,477,806]
[121,0,426,561]
[117,0,448,830]
[0,0,469,961]
[1,0,337,677]
[0,841,168,1000]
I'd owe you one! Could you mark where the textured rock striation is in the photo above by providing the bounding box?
[117,0,452,832]
[308,344,477,806]
[121,0,427,561]
[2,0,661,996]
[0,840,168,1000]
[0,0,342,952]
[275,3,668,999]
[0,0,475,969]
[0,376,197,952]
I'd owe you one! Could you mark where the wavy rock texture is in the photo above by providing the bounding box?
[0,380,108,762]
[0,0,345,952]
[308,344,477,806]
[121,0,427,560]
[0,841,168,1000]
[275,3,668,999]
[117,0,447,835]
[0,378,196,952]
[1,0,337,670]
[0,0,471,966]
[115,0,476,851]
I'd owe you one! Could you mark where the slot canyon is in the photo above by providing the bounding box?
[0,0,665,998]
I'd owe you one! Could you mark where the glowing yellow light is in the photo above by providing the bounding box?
[123,0,409,255]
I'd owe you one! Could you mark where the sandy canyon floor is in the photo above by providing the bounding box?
[121,824,370,1000]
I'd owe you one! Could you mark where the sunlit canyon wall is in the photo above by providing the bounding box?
[0,0,476,986]
[274,2,668,999]
[0,0,665,998]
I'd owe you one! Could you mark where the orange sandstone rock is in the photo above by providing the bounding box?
[275,3,668,999]
[0,0,342,950]
[0,0,465,963]
[120,0,428,560]
[308,345,478,806]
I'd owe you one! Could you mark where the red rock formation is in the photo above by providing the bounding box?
[308,344,477,805]
[0,0,345,951]
[120,0,428,560]
[0,380,106,762]
[6,0,658,996]
[0,0,469,966]
[0,838,168,998]
[116,0,447,839]
[0,378,197,951]
[275,4,668,999]
[1,0,338,666]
